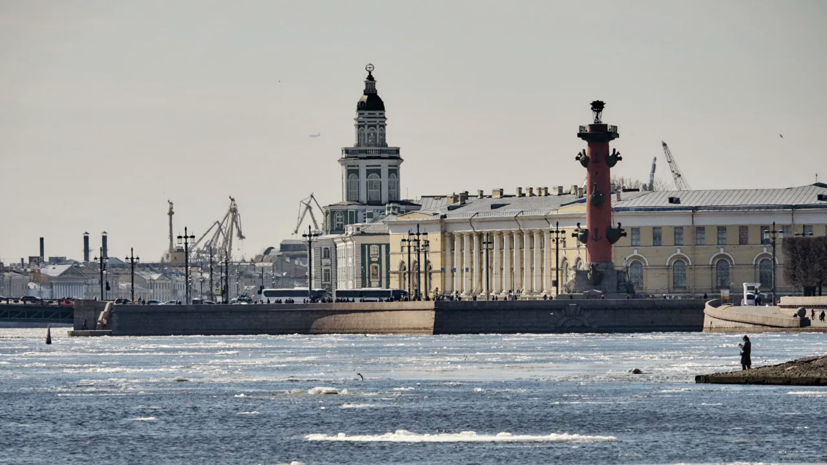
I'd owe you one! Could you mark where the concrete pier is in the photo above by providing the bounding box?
[696,355,827,385]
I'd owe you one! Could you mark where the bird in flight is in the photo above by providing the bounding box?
[779,134,783,138]
[310,133,321,138]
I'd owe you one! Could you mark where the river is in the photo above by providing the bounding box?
[1,328,825,464]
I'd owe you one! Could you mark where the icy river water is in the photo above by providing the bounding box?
[1,328,826,464]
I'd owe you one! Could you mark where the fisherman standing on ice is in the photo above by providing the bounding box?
[738,335,752,370]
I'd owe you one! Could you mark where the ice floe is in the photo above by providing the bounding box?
[305,430,616,443]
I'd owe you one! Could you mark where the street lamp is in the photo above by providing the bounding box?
[550,221,564,296]
[422,238,432,300]
[482,233,493,300]
[302,225,322,296]
[126,248,139,303]
[94,248,108,301]
[401,234,413,298]
[177,227,195,304]
[762,221,785,305]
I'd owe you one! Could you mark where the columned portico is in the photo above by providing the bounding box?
[453,233,462,295]
[502,231,512,295]
[472,233,480,296]
[444,237,453,294]
[543,230,551,294]
[533,230,542,294]
[513,232,521,293]
[493,232,502,295]
[523,230,531,294]
[462,232,472,296]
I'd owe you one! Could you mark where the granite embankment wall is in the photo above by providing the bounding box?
[433,299,705,333]
[73,299,705,335]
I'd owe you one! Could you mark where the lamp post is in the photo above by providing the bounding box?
[94,248,107,301]
[550,221,564,296]
[482,233,494,300]
[422,238,431,300]
[126,248,139,303]
[302,225,322,295]
[401,234,412,298]
[763,221,785,306]
[177,227,195,304]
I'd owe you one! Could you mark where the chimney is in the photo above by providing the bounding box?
[460,191,469,202]
[616,191,622,202]
[477,189,484,199]
[102,231,108,258]
[527,187,534,197]
[577,187,585,198]
[554,186,563,196]
[492,188,504,199]
[39,237,44,262]
[83,232,90,262]
[570,185,578,195]
[516,187,523,197]
[541,187,549,196]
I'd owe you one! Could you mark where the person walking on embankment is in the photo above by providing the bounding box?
[738,336,752,370]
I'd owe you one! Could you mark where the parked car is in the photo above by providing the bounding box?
[114,298,130,305]
[160,300,179,305]
[59,298,75,306]
[147,300,160,305]
[204,300,216,305]
[21,296,41,304]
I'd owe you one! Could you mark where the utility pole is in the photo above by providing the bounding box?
[177,227,195,304]
[302,225,322,294]
[126,248,139,302]
[224,256,230,303]
[763,221,785,306]
[550,221,564,297]
[94,248,107,301]
[483,233,494,300]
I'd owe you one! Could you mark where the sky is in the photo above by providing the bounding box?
[1,0,826,263]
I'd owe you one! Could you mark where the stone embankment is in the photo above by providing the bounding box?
[695,355,827,385]
[702,299,827,332]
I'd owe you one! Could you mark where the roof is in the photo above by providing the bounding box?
[357,94,385,112]
[614,184,827,211]
[40,265,73,277]
[422,191,646,219]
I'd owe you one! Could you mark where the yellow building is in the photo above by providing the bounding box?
[386,184,827,299]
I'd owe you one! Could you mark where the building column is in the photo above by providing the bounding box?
[453,233,462,295]
[523,230,531,294]
[502,231,512,295]
[543,230,551,294]
[472,233,480,296]
[493,232,502,295]
[513,232,521,294]
[463,232,472,296]
[444,235,453,295]
[533,230,542,294]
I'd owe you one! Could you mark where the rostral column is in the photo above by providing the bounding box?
[574,101,626,287]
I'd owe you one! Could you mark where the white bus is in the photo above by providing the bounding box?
[334,288,408,302]
[259,288,326,303]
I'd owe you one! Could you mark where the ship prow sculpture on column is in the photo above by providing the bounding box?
[569,101,631,296]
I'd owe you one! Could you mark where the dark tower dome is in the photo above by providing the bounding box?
[356,64,385,111]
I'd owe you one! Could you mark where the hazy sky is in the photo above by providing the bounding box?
[1,0,826,263]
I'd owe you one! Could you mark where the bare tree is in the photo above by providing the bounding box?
[611,176,670,191]
[783,237,827,296]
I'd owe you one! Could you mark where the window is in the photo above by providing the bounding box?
[334,211,344,230]
[674,227,684,246]
[563,262,570,283]
[739,226,749,245]
[367,174,381,203]
[370,264,380,282]
[323,268,331,283]
[717,226,727,246]
[715,260,730,289]
[367,130,376,146]
[358,128,365,146]
[758,258,773,289]
[803,224,814,236]
[760,226,770,244]
[631,228,640,246]
[629,261,643,289]
[672,260,687,289]
[322,248,330,259]
[696,227,705,245]
[652,227,662,246]
[782,225,792,238]
[347,174,359,201]
[388,173,398,201]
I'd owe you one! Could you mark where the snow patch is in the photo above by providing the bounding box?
[306,430,617,443]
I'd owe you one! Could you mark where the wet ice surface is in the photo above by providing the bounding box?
[1,329,826,464]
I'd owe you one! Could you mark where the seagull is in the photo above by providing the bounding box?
[356,373,364,381]
[310,133,321,138]
[779,134,783,138]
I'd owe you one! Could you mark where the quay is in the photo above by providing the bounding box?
[68,298,705,336]
[703,296,827,333]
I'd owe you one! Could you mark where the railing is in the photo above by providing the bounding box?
[0,304,73,322]
[342,148,400,156]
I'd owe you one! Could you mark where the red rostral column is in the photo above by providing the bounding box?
[576,101,622,265]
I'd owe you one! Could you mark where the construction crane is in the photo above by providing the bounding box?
[191,196,245,263]
[661,141,691,190]
[293,193,325,235]
[647,157,657,191]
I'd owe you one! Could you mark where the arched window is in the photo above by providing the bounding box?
[388,173,398,201]
[358,128,365,146]
[322,247,330,259]
[367,174,381,203]
[370,264,380,285]
[562,261,569,284]
[715,260,730,289]
[629,260,644,289]
[367,129,376,146]
[347,174,359,201]
[334,211,344,231]
[672,260,687,289]
[759,258,773,289]
[378,128,385,146]
[575,260,583,271]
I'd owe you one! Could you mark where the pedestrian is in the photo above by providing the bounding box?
[820,310,825,322]
[82,319,88,330]
[738,335,752,370]
[812,309,815,320]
